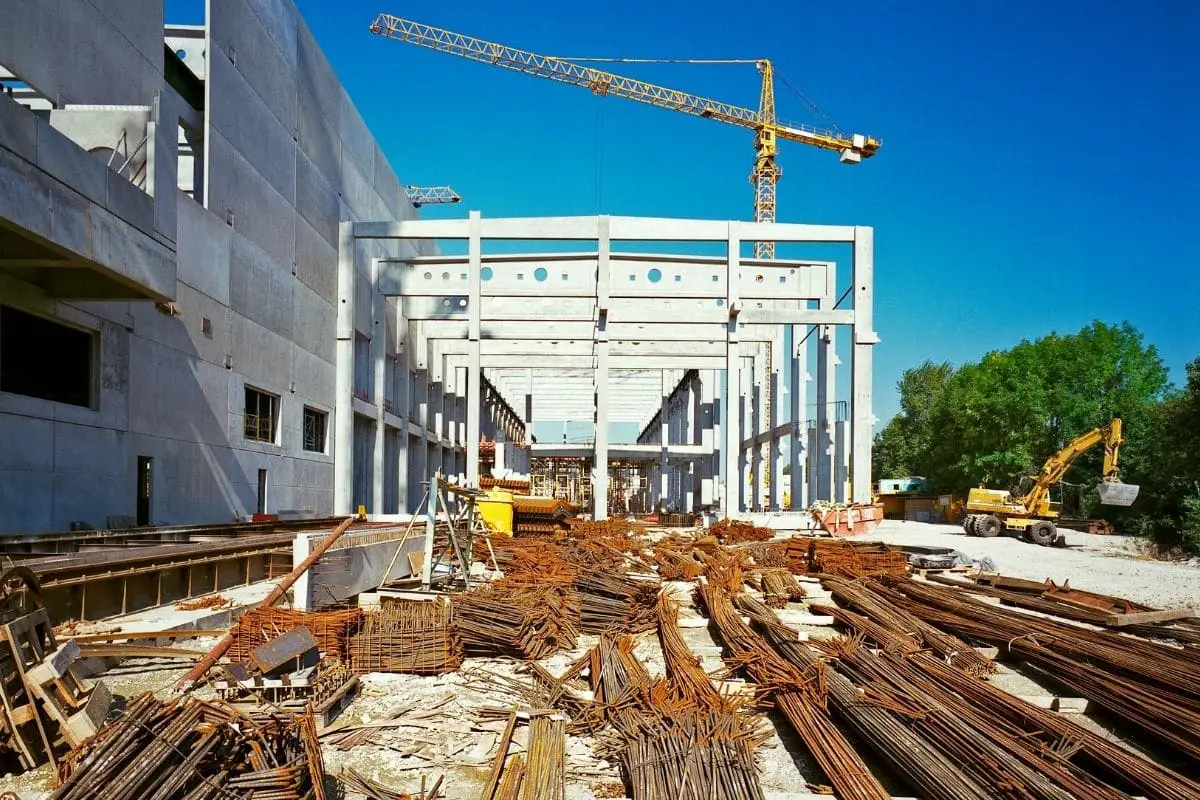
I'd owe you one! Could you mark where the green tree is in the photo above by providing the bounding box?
[1122,357,1200,552]
[883,322,1170,502]
[873,361,954,479]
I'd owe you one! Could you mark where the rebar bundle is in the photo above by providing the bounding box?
[882,576,1200,763]
[734,594,991,800]
[739,542,789,568]
[348,599,461,674]
[51,694,326,800]
[696,584,891,800]
[827,639,1123,800]
[759,568,806,608]
[521,715,566,800]
[821,576,994,676]
[577,571,659,634]
[708,518,773,543]
[227,606,363,662]
[453,585,579,660]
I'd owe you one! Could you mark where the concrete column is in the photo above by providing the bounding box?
[752,349,767,512]
[685,374,698,512]
[739,357,753,513]
[815,324,834,502]
[700,371,715,507]
[594,338,610,520]
[414,370,428,497]
[431,379,444,489]
[395,338,409,512]
[769,329,784,512]
[659,371,669,509]
[466,211,482,485]
[333,222,355,515]
[370,259,387,514]
[851,226,876,504]
[789,325,807,511]
[722,223,741,519]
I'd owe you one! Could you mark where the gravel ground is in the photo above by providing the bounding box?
[860,520,1200,609]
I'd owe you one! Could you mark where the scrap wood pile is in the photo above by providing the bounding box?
[51,694,326,800]
[452,585,580,659]
[227,606,364,662]
[339,768,441,800]
[784,537,909,577]
[708,518,773,543]
[348,598,461,675]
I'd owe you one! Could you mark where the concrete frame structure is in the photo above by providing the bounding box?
[0,2,875,533]
[342,213,877,520]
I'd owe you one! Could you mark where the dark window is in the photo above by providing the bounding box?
[244,386,279,443]
[303,407,327,453]
[0,306,93,407]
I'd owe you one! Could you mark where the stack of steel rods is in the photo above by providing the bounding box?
[656,595,739,710]
[826,638,1124,800]
[452,585,579,659]
[759,568,806,608]
[52,694,326,800]
[653,548,706,581]
[708,518,773,543]
[577,571,659,634]
[348,598,461,674]
[696,584,891,800]
[822,576,995,676]
[906,651,1200,800]
[583,632,765,800]
[786,539,909,577]
[522,715,566,800]
[739,541,789,568]
[882,576,1200,762]
[227,606,364,661]
[734,594,990,800]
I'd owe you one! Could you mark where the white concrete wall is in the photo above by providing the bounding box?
[0,0,427,531]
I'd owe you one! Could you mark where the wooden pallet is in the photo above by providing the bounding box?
[911,566,974,578]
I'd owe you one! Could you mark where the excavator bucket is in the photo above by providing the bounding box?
[1097,481,1140,507]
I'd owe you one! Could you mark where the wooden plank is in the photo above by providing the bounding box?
[65,680,112,747]
[1108,608,1196,627]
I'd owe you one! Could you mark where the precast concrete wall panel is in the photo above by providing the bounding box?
[0,0,160,105]
[210,0,299,133]
[229,235,295,340]
[206,130,296,267]
[295,217,339,302]
[207,46,297,205]
[295,150,342,246]
[292,283,336,362]
[177,197,233,305]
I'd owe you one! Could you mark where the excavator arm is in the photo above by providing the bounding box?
[1021,418,1137,515]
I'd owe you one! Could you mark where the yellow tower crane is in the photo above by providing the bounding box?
[368,13,880,258]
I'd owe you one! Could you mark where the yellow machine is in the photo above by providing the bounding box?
[963,418,1140,546]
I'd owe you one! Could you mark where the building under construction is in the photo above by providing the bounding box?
[0,0,875,534]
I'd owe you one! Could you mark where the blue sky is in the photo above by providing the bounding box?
[175,0,1198,422]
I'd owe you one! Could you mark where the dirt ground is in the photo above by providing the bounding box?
[859,519,1200,609]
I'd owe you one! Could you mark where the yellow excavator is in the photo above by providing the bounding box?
[963,418,1140,546]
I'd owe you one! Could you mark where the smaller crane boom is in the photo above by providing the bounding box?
[405,185,462,207]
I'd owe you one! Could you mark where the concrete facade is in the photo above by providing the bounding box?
[0,0,457,531]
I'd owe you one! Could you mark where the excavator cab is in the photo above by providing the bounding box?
[1097,480,1140,507]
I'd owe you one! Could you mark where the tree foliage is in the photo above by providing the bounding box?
[874,322,1195,551]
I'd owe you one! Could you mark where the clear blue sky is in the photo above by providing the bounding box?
[176,0,1199,421]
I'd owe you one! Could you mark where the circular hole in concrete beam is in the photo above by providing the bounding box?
[480,267,494,281]
[648,268,662,283]
[534,267,548,282]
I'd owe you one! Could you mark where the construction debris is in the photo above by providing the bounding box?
[227,607,364,663]
[348,599,461,674]
[708,518,773,543]
[51,694,326,800]
[453,585,579,659]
